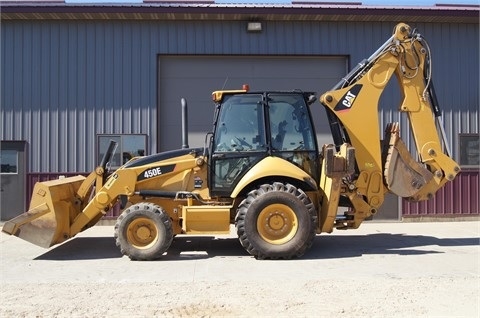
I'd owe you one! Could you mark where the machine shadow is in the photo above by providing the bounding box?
[35,237,123,261]
[35,233,479,261]
[303,233,479,259]
[34,236,246,261]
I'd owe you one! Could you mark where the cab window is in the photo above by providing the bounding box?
[268,94,316,151]
[214,94,266,152]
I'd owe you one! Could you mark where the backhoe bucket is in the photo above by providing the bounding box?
[2,175,86,248]
[383,123,434,200]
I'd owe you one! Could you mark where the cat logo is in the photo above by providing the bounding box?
[334,84,363,112]
[342,91,357,108]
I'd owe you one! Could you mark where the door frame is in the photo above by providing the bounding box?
[0,140,28,220]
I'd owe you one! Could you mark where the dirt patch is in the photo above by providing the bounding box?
[1,222,479,317]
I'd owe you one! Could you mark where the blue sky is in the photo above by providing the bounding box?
[356,0,478,4]
[65,0,479,4]
[211,0,480,4]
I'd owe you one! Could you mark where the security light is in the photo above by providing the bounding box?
[247,22,262,32]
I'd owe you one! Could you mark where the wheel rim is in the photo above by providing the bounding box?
[126,217,159,249]
[257,203,298,245]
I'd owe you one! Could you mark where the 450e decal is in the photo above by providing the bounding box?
[137,164,175,181]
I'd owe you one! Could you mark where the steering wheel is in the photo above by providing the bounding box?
[232,136,252,150]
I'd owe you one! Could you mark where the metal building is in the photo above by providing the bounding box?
[1,1,479,220]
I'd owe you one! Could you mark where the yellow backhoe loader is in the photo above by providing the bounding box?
[2,23,460,260]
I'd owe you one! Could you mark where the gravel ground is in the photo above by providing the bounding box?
[1,221,479,317]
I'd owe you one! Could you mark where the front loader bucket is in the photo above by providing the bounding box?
[2,175,86,248]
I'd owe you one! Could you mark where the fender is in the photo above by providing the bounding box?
[230,156,317,198]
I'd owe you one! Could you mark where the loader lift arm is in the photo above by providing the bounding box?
[319,23,460,229]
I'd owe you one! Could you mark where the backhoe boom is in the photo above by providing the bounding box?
[319,23,460,228]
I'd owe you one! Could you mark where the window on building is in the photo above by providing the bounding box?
[97,134,147,168]
[458,134,480,168]
[0,150,18,174]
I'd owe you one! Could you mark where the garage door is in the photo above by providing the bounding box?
[158,55,347,151]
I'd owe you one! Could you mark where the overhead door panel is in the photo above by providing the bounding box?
[159,55,347,151]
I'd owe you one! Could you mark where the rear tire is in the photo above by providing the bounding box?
[235,182,317,259]
[114,202,173,261]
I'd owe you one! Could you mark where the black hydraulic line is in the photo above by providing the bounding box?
[325,108,345,150]
[331,58,369,90]
[332,32,395,90]
[428,80,442,118]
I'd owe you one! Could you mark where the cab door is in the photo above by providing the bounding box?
[210,94,267,196]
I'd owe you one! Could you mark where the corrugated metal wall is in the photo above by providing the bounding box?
[2,20,478,173]
[403,170,479,216]
[1,21,157,172]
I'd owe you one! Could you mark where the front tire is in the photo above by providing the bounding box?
[114,202,173,261]
[235,182,317,259]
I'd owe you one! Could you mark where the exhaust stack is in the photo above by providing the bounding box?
[181,98,189,149]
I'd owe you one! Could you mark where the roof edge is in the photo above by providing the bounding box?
[1,3,478,23]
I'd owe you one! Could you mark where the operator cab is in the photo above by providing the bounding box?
[209,89,320,196]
